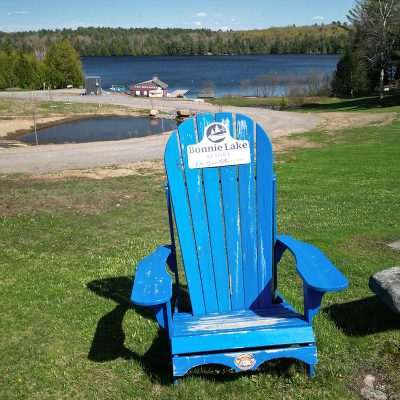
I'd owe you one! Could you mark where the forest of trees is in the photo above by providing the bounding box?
[1,10,398,98]
[0,40,83,90]
[0,24,350,57]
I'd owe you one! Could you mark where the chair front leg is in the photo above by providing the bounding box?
[303,285,325,325]
[150,302,173,337]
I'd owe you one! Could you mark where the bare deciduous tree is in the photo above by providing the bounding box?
[28,91,39,145]
[34,46,47,62]
[348,0,400,100]
[265,71,278,97]
[256,72,279,97]
[239,79,252,96]
[202,82,215,96]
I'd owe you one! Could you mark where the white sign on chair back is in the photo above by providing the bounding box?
[187,122,250,169]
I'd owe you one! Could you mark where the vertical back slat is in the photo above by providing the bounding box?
[272,174,277,299]
[165,132,206,315]
[165,114,275,315]
[216,112,245,310]
[196,114,231,312]
[236,114,258,309]
[178,119,219,313]
[256,124,274,308]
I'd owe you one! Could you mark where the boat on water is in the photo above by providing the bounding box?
[109,85,127,93]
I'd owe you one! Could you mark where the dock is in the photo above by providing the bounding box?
[170,90,189,98]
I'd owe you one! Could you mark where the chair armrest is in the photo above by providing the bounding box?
[131,245,173,306]
[275,235,349,292]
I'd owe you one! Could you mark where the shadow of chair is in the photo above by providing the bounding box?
[86,277,171,383]
[87,276,318,383]
[323,295,400,337]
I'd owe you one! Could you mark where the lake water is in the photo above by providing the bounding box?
[20,116,177,145]
[81,54,339,98]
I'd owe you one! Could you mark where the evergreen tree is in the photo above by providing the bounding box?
[271,37,283,54]
[331,48,369,97]
[0,53,17,88]
[197,38,207,55]
[43,40,83,88]
[13,53,42,89]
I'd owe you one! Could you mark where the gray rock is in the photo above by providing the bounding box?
[369,267,400,314]
[149,109,159,116]
[387,240,400,250]
[360,386,387,400]
[363,374,376,388]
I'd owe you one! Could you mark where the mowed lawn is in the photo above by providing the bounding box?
[1,116,399,399]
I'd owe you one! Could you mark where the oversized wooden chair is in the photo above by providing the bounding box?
[131,112,348,383]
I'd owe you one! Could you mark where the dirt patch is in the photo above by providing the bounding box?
[273,112,397,153]
[39,160,166,180]
[0,160,165,182]
[0,116,65,138]
[315,112,397,132]
[352,362,400,400]
[344,234,389,258]
[0,180,148,218]
[273,136,322,153]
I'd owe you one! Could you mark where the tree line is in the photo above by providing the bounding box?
[0,24,349,57]
[0,40,83,90]
[332,0,400,98]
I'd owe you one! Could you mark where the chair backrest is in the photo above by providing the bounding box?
[165,113,274,316]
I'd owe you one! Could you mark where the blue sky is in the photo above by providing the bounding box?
[0,0,355,32]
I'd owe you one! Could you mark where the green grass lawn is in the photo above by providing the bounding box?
[296,94,400,113]
[208,94,400,114]
[1,117,400,399]
[208,97,284,108]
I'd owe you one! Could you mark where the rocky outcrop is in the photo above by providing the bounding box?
[369,267,400,314]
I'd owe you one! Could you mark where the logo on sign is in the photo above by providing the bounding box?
[206,123,228,143]
[187,122,250,169]
[234,353,256,370]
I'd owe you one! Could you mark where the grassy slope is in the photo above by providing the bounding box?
[208,97,282,108]
[1,117,399,399]
[297,94,400,113]
[208,94,400,114]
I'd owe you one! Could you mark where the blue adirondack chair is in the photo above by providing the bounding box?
[131,112,348,383]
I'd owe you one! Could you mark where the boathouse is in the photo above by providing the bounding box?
[129,77,168,97]
[85,76,102,95]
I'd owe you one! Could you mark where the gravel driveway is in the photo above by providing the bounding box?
[0,91,321,173]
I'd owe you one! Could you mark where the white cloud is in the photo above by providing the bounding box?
[195,12,207,17]
[185,21,202,27]
[313,16,324,22]
[220,26,230,31]
[7,10,31,15]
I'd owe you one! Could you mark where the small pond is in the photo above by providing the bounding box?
[19,116,177,145]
